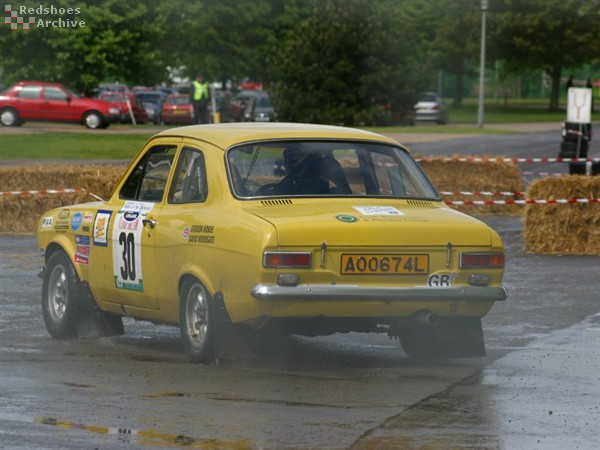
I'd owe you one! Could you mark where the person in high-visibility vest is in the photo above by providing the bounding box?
[191,73,209,124]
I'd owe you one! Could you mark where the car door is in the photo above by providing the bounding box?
[42,86,76,121]
[15,85,43,119]
[148,145,211,320]
[89,140,180,312]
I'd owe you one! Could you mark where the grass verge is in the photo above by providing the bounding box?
[1,132,150,160]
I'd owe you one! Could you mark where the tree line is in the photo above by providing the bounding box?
[1,0,598,125]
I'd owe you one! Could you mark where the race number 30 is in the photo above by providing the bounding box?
[112,208,145,292]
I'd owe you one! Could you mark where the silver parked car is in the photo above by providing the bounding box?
[414,92,449,124]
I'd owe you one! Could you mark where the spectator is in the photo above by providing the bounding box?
[191,73,209,124]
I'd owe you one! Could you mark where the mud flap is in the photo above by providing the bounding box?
[399,317,486,359]
[75,282,124,339]
[212,293,261,365]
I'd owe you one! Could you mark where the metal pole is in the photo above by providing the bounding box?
[477,0,488,128]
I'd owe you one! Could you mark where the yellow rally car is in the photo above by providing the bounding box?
[37,123,507,363]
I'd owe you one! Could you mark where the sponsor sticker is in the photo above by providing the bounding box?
[93,210,112,246]
[71,212,82,231]
[352,206,404,216]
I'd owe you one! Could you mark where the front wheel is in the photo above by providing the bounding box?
[180,279,215,363]
[42,251,79,338]
[83,111,105,129]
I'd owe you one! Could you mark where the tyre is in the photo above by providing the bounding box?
[180,278,215,363]
[42,251,80,338]
[83,111,105,129]
[399,317,485,360]
[0,108,23,127]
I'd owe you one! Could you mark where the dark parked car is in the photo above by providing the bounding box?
[135,91,166,125]
[414,92,449,124]
[246,92,276,122]
[0,81,121,129]
[229,90,276,122]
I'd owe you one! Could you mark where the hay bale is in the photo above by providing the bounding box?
[0,164,126,233]
[0,157,524,233]
[418,155,525,215]
[524,176,600,255]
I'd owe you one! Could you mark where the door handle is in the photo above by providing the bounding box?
[142,218,157,229]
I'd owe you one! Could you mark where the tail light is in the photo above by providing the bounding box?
[263,251,312,268]
[460,252,505,269]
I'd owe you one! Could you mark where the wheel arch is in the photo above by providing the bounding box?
[177,272,232,321]
[44,238,87,282]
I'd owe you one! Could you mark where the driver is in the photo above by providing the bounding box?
[278,144,351,195]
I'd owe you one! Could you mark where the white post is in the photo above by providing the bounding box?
[125,97,136,125]
[477,0,488,128]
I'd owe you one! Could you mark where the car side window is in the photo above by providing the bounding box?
[119,145,177,202]
[44,87,69,101]
[17,86,42,99]
[168,147,208,203]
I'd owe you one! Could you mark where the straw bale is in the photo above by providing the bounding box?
[0,164,126,233]
[524,176,600,255]
[1,157,524,233]
[418,155,525,215]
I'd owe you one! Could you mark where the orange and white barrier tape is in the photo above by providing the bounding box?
[0,188,103,201]
[446,198,600,206]
[439,190,526,197]
[416,157,599,163]
[0,188,88,196]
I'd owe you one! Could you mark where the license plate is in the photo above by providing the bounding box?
[341,254,429,275]
[174,110,188,115]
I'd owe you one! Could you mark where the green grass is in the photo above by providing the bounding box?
[447,102,566,124]
[1,132,152,160]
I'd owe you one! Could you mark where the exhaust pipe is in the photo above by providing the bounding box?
[413,310,440,326]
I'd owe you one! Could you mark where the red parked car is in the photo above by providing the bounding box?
[160,93,193,125]
[0,81,121,129]
[99,91,147,124]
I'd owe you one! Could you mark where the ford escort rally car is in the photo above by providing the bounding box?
[37,123,507,363]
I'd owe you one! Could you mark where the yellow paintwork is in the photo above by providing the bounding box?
[37,123,505,328]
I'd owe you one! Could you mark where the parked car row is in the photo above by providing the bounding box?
[3,80,446,129]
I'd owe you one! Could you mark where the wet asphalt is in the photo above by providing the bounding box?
[1,123,599,449]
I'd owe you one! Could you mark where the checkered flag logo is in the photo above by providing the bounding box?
[4,5,36,30]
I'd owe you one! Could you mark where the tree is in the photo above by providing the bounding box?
[154,0,279,86]
[267,0,432,125]
[492,0,600,110]
[417,1,484,108]
[0,0,166,93]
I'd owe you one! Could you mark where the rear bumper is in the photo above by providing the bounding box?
[251,284,507,302]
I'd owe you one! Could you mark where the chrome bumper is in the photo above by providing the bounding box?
[251,284,507,302]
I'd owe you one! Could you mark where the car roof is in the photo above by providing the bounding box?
[13,81,64,87]
[156,123,400,150]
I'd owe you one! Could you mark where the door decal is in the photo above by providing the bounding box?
[111,201,154,291]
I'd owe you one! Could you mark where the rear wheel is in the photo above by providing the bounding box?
[180,278,215,363]
[42,251,79,338]
[0,108,23,127]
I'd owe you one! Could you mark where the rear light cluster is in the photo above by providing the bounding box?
[263,251,312,268]
[460,252,505,269]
